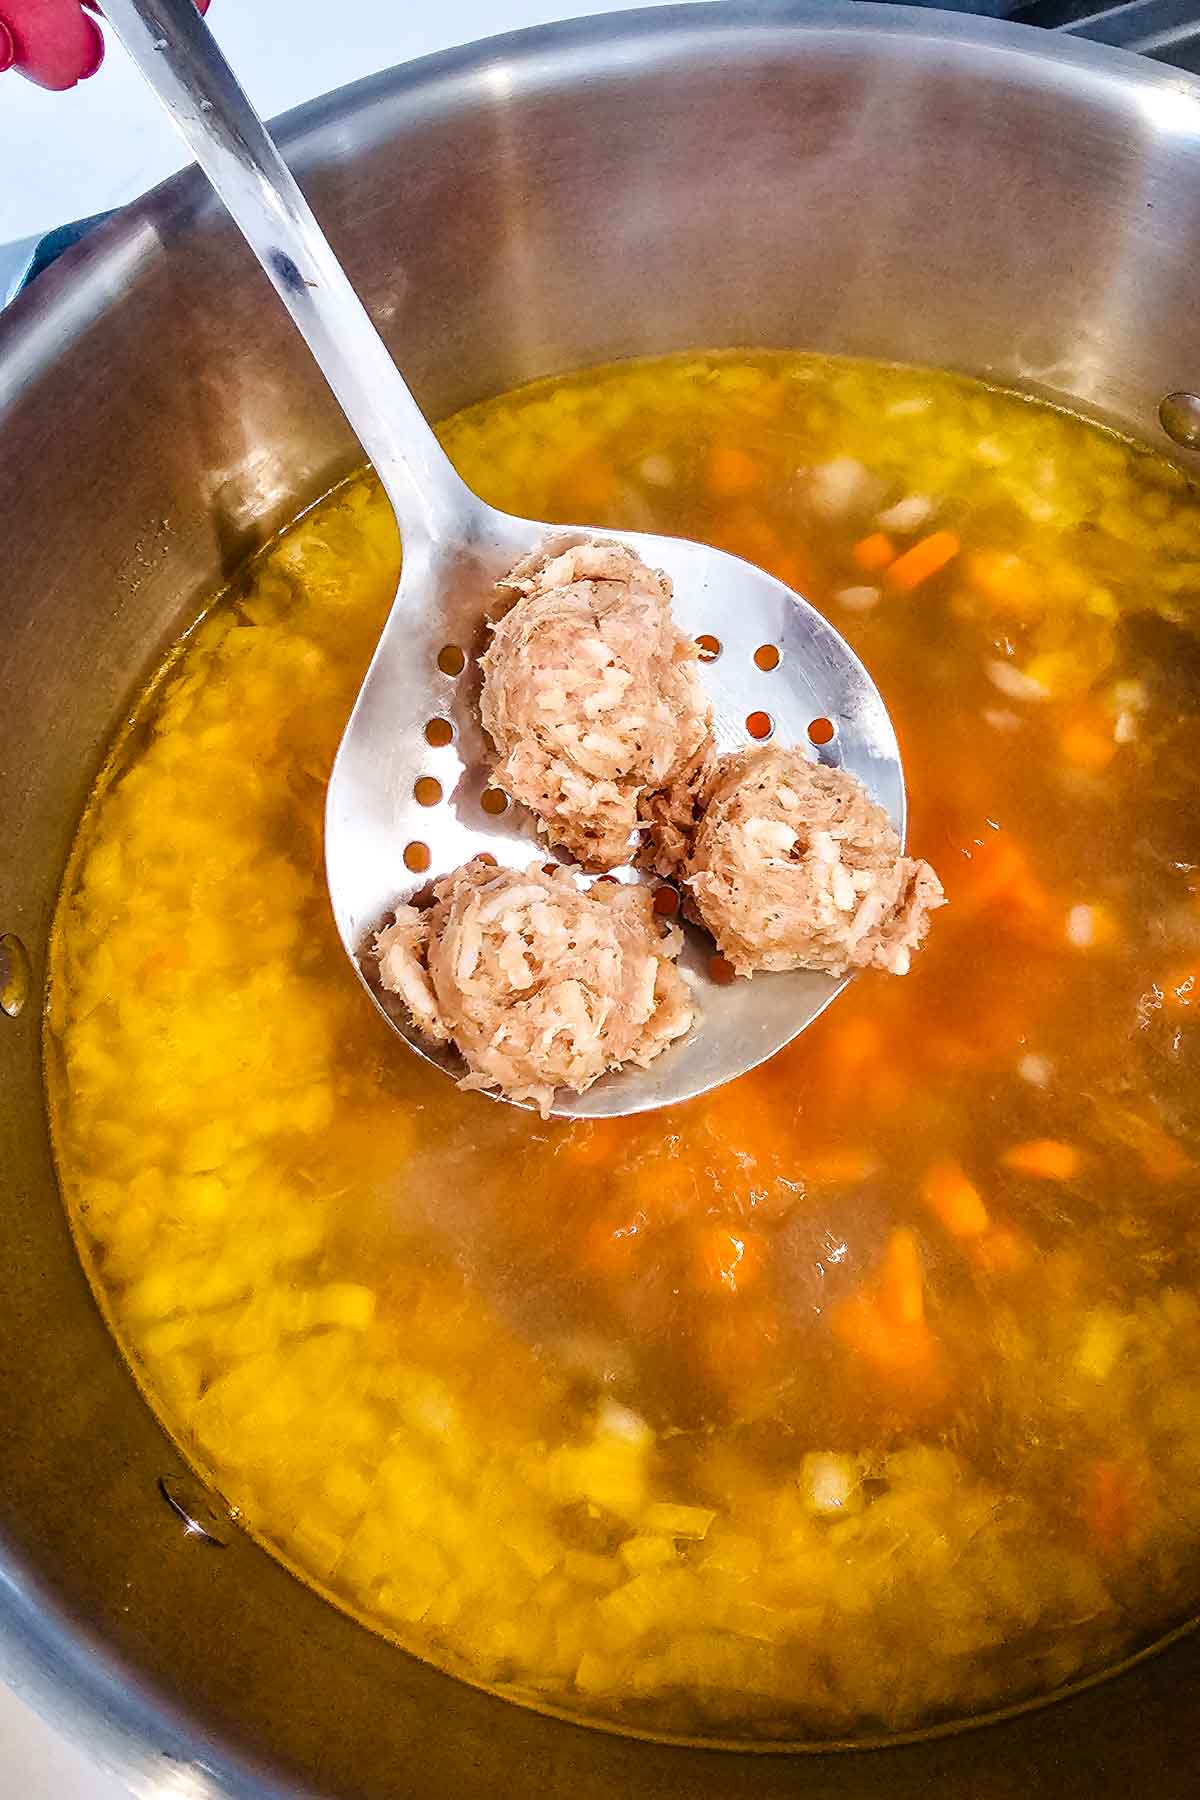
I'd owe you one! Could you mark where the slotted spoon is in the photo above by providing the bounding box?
[105,0,906,1117]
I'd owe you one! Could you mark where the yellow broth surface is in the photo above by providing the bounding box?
[46,354,1200,1741]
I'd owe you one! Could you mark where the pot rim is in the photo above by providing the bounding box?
[4,5,1199,1795]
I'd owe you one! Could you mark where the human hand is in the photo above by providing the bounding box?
[0,0,210,91]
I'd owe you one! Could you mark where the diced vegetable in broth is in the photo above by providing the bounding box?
[45,352,1200,1743]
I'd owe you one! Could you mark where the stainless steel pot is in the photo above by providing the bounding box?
[2,5,1199,1794]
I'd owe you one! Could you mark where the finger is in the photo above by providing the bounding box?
[2,0,104,90]
[80,0,211,12]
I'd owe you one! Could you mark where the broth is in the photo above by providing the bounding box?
[45,353,1200,1742]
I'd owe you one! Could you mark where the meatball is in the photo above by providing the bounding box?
[374,858,696,1116]
[479,541,713,869]
[684,746,945,977]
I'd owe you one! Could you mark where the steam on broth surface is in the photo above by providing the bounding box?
[45,353,1200,1742]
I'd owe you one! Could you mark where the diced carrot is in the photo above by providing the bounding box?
[833,1292,934,1370]
[140,944,189,981]
[702,1075,795,1172]
[950,834,1052,932]
[1060,713,1117,775]
[968,1224,1033,1276]
[878,1227,925,1327]
[852,532,895,573]
[1083,1459,1142,1556]
[920,1160,990,1238]
[1000,1138,1081,1181]
[708,508,802,586]
[964,549,1041,617]
[705,445,761,499]
[886,530,961,593]
[817,1013,894,1108]
[692,1224,763,1296]
[800,1146,879,1186]
[1026,647,1097,701]
[626,1153,699,1219]
[834,1294,903,1365]
[865,1067,911,1116]
[831,1235,947,1406]
[768,551,813,593]
[567,453,616,512]
[825,1013,886,1075]
[830,1224,953,1407]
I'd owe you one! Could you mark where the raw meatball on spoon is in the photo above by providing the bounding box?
[104,0,927,1117]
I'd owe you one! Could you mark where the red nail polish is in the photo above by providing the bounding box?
[0,21,15,75]
[80,18,105,81]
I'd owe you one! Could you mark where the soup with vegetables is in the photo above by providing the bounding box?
[46,352,1200,1744]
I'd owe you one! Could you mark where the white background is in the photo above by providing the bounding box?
[0,4,697,1794]
[1,0,695,239]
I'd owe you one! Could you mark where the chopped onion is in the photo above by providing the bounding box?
[834,585,881,613]
[643,1501,717,1540]
[807,457,879,521]
[986,660,1048,702]
[597,1399,652,1445]
[798,1451,863,1517]
[639,453,675,487]
[876,494,935,534]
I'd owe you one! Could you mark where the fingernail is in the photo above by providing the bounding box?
[80,18,105,80]
[0,22,14,75]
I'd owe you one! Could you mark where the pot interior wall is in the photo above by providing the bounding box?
[1,7,1198,1795]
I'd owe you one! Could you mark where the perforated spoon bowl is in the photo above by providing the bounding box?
[106,0,906,1117]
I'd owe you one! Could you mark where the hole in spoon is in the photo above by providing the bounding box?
[753,643,780,672]
[404,841,431,874]
[808,716,837,746]
[696,634,722,662]
[414,777,442,807]
[437,644,466,677]
[709,954,737,986]
[480,788,509,816]
[746,710,774,741]
[653,887,680,917]
[424,717,453,747]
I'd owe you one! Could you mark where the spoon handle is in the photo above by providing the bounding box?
[102,0,473,549]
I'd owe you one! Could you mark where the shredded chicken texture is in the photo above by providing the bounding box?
[479,541,713,870]
[685,746,945,978]
[374,858,695,1116]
